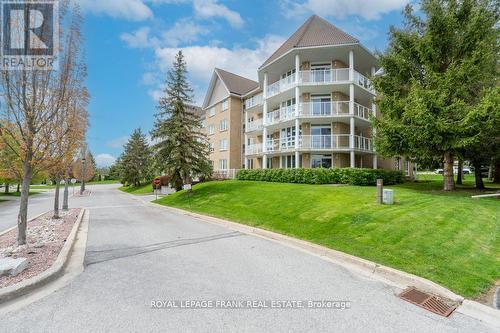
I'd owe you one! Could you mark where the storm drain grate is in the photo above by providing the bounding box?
[398,288,457,317]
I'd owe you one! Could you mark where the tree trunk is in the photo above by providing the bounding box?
[487,165,493,181]
[4,183,9,194]
[62,178,69,210]
[494,162,500,184]
[456,159,463,185]
[18,161,33,245]
[16,183,20,192]
[473,160,485,190]
[443,152,455,191]
[53,180,60,219]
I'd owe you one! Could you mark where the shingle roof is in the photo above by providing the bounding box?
[215,68,259,96]
[260,15,359,68]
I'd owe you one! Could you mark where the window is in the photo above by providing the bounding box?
[210,160,214,168]
[247,159,254,169]
[266,157,273,169]
[282,155,296,169]
[209,142,215,153]
[201,121,205,128]
[405,160,411,176]
[220,119,228,131]
[220,139,228,151]
[312,154,332,169]
[394,157,401,171]
[208,107,215,117]
[221,99,228,112]
[219,159,227,170]
[208,124,215,135]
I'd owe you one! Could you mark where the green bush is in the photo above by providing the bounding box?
[236,168,405,186]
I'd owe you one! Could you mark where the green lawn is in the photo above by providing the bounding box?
[156,179,500,298]
[119,183,153,195]
[30,180,121,190]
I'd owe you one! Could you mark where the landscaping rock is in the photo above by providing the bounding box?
[0,257,29,277]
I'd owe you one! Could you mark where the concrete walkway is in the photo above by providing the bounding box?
[0,185,496,332]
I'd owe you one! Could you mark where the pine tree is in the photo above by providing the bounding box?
[119,128,153,187]
[151,51,212,191]
[373,0,499,191]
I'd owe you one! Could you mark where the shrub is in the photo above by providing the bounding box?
[236,168,404,186]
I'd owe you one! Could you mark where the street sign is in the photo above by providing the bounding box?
[154,179,161,186]
[183,184,192,191]
[71,178,77,184]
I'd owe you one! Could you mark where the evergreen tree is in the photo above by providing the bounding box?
[119,128,153,187]
[373,0,499,191]
[151,51,212,191]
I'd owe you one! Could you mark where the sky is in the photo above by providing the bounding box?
[80,0,415,167]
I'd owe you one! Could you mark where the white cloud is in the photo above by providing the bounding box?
[121,27,158,48]
[154,35,285,83]
[161,19,209,47]
[95,154,117,167]
[283,0,409,20]
[193,0,244,28]
[78,0,153,21]
[106,136,129,149]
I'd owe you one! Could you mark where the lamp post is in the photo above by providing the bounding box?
[80,156,86,195]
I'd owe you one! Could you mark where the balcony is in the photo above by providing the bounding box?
[266,105,296,125]
[297,101,371,120]
[245,93,263,110]
[246,143,263,155]
[354,135,374,152]
[266,74,296,98]
[246,118,263,132]
[299,68,349,84]
[299,135,373,152]
[266,138,296,153]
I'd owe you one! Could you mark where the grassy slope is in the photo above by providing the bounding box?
[118,183,153,195]
[0,191,40,197]
[156,179,500,298]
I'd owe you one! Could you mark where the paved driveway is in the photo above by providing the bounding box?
[0,185,496,332]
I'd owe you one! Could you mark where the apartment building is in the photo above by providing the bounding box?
[202,15,414,176]
[202,68,259,171]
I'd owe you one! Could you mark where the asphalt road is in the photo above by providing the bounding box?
[0,185,496,332]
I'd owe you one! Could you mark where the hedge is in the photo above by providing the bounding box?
[236,168,405,186]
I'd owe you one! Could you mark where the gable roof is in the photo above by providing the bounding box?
[260,15,359,69]
[215,68,259,96]
[202,68,259,109]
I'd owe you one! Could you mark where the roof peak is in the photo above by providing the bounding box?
[260,15,359,69]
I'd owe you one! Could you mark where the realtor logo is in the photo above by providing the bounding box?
[1,0,59,70]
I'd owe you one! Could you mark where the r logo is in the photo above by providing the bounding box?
[1,1,58,69]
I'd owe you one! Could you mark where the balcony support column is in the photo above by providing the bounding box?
[349,50,354,81]
[263,155,268,169]
[295,54,300,84]
[295,117,300,169]
[350,117,355,168]
[244,134,248,169]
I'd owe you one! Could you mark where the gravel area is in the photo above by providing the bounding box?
[0,209,81,288]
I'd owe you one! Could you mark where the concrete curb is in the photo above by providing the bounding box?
[133,194,500,327]
[0,209,87,304]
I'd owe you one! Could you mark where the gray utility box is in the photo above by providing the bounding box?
[383,189,394,205]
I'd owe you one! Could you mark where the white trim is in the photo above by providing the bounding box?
[258,42,378,72]
[202,70,231,109]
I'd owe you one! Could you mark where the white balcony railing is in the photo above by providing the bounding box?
[266,138,296,152]
[264,69,375,99]
[247,135,374,155]
[266,74,296,98]
[353,71,374,93]
[298,101,350,117]
[300,135,350,150]
[299,68,350,84]
[246,118,263,132]
[354,135,374,151]
[246,143,263,155]
[266,105,296,125]
[298,101,371,120]
[245,93,263,109]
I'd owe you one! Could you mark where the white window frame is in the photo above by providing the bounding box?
[219,159,228,170]
[220,139,228,151]
[208,124,215,135]
[221,99,228,112]
[220,119,228,131]
[208,107,215,117]
[209,142,215,153]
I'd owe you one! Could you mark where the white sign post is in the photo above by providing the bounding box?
[71,178,77,195]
